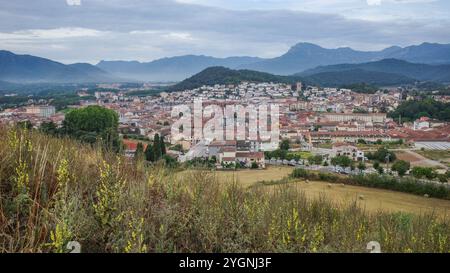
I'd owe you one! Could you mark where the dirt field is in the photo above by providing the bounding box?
[396,150,448,169]
[211,166,450,217]
[416,150,450,168]
[214,166,294,187]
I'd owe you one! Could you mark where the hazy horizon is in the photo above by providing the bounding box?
[0,0,449,64]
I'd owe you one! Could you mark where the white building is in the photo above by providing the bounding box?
[25,106,56,118]
[331,143,365,161]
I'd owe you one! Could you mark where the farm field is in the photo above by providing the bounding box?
[416,150,450,168]
[396,150,448,169]
[209,167,450,218]
[259,180,450,218]
[181,166,294,187]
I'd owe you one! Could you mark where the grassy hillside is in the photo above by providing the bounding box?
[0,126,449,253]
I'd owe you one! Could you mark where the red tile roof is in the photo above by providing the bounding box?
[123,139,148,151]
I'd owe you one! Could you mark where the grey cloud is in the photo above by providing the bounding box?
[0,0,449,63]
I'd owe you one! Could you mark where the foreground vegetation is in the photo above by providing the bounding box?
[0,127,449,253]
[290,169,450,200]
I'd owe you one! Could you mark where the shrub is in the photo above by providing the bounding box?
[308,155,323,165]
[331,155,352,167]
[411,167,437,180]
[368,147,396,162]
[437,174,448,183]
[391,160,411,177]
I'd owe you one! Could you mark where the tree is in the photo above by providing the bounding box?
[265,149,288,160]
[163,155,178,168]
[308,155,323,165]
[160,135,166,156]
[368,147,396,162]
[331,155,352,168]
[357,162,366,173]
[411,167,437,180]
[279,139,290,151]
[40,121,58,136]
[145,144,155,162]
[391,160,410,177]
[377,166,384,174]
[62,106,120,151]
[251,162,259,169]
[437,174,448,183]
[357,139,367,145]
[389,98,450,122]
[373,161,380,170]
[134,142,145,162]
[17,120,33,130]
[153,134,162,161]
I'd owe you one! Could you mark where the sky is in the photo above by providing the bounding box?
[0,0,449,64]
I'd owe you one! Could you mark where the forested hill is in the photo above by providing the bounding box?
[169,66,417,92]
[389,98,450,122]
[168,67,301,91]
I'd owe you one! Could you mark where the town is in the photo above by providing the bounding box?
[2,0,450,256]
[1,81,449,178]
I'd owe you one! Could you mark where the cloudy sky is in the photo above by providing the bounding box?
[0,0,449,64]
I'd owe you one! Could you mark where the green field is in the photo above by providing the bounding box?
[288,151,313,159]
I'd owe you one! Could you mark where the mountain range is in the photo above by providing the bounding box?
[169,65,419,92]
[0,42,450,86]
[298,59,450,83]
[0,50,115,84]
[238,42,450,75]
[97,55,263,82]
[170,57,450,91]
[97,42,450,81]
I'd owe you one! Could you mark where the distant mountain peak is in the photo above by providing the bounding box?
[240,42,450,75]
[97,55,264,82]
[287,42,325,53]
[0,50,14,55]
[298,58,450,83]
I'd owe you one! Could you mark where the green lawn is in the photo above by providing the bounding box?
[288,151,312,159]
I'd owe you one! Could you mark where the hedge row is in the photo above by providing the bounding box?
[290,169,450,200]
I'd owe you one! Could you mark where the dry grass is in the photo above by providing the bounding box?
[260,181,450,218]
[1,127,449,253]
[396,150,448,169]
[214,166,294,187]
[194,167,450,218]
[416,150,450,168]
